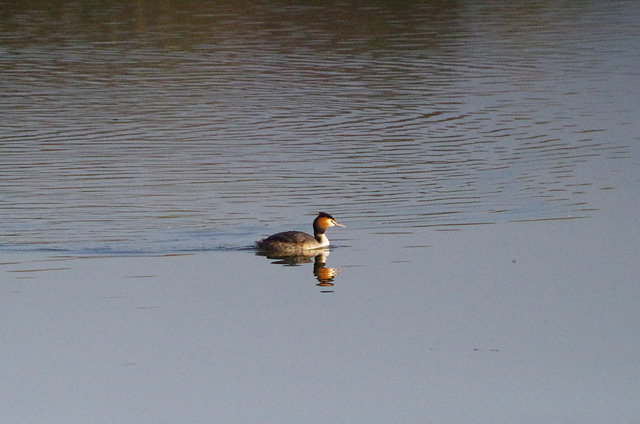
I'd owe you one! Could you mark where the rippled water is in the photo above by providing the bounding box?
[1,0,639,253]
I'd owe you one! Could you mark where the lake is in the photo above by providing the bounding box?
[2,1,639,423]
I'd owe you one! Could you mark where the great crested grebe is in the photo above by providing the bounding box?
[256,212,345,253]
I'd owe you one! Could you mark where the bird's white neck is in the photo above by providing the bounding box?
[315,233,330,247]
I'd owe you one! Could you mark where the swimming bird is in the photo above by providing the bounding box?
[256,212,345,254]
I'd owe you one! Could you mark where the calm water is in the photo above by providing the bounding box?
[2,1,640,423]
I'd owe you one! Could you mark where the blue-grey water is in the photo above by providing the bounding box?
[2,1,639,423]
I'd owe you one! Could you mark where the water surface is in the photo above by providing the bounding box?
[2,1,640,423]
[2,0,637,252]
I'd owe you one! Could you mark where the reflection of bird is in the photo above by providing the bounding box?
[256,212,345,254]
[314,254,339,284]
[256,249,340,286]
